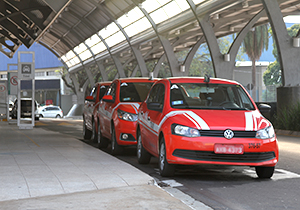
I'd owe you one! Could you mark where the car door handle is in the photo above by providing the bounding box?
[147,116,150,121]
[140,111,143,116]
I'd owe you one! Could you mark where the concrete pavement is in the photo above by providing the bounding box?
[0,120,212,209]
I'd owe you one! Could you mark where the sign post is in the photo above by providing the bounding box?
[17,52,35,129]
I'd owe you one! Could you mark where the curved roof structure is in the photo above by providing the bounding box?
[1,0,300,76]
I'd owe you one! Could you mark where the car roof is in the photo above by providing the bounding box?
[95,81,111,86]
[114,77,159,83]
[165,77,240,85]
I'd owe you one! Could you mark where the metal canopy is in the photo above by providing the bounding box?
[0,0,71,58]
[0,0,300,65]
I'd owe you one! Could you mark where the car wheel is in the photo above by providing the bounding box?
[159,137,175,177]
[91,120,98,143]
[255,166,275,179]
[39,114,43,118]
[137,129,151,164]
[55,114,61,118]
[97,121,108,149]
[111,125,123,155]
[83,117,92,140]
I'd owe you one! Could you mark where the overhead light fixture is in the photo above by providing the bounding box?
[180,65,185,73]
[293,37,300,47]
[212,14,219,20]
[230,26,234,32]
[242,1,249,8]
[224,54,230,62]
[175,30,180,35]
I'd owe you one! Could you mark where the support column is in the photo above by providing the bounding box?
[262,0,300,112]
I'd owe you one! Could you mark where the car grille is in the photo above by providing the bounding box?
[200,130,257,138]
[173,149,276,163]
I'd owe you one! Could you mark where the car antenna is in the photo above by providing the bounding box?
[149,72,154,80]
[204,74,210,83]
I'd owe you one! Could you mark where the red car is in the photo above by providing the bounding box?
[98,78,158,155]
[137,77,279,178]
[83,82,111,144]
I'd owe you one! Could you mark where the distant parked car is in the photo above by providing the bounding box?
[11,98,40,120]
[38,106,63,118]
[83,82,111,143]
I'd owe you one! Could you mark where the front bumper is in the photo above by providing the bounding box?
[164,133,279,167]
[114,120,137,146]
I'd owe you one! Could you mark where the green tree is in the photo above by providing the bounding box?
[242,24,269,100]
[263,24,300,87]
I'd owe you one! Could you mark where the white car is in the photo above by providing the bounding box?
[38,106,63,118]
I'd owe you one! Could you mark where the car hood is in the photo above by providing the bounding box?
[165,109,270,131]
[116,102,141,114]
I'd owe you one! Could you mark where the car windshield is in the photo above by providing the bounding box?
[170,83,255,110]
[120,82,153,102]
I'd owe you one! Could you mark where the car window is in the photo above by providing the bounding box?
[90,86,97,99]
[106,82,116,100]
[170,83,255,110]
[99,85,108,100]
[147,84,165,110]
[120,82,153,102]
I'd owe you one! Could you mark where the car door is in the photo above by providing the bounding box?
[142,83,165,155]
[100,82,117,138]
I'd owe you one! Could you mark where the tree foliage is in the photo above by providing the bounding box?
[263,24,300,87]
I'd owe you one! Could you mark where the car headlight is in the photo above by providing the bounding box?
[256,126,275,139]
[117,109,138,121]
[172,124,200,137]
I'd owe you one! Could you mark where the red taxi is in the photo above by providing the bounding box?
[98,78,158,155]
[137,77,279,178]
[83,82,111,144]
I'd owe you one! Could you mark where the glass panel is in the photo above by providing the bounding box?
[133,17,152,33]
[174,0,190,11]
[143,0,160,13]
[124,24,138,37]
[91,42,106,55]
[79,50,92,61]
[150,8,168,24]
[105,31,126,47]
[61,55,67,62]
[74,43,87,54]
[163,1,182,18]
[65,51,76,60]
[85,34,101,47]
[99,22,119,39]
[127,7,144,22]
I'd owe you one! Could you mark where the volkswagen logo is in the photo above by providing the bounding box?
[224,129,234,139]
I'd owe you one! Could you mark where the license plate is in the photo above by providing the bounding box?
[214,144,244,154]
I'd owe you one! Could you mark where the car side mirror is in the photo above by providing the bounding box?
[85,96,95,102]
[147,102,162,112]
[102,95,114,103]
[258,103,271,112]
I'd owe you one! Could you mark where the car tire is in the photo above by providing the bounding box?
[55,114,61,118]
[159,137,175,177]
[255,166,275,179]
[83,117,92,140]
[111,125,123,155]
[91,120,98,143]
[97,121,108,149]
[137,129,151,164]
[39,114,43,118]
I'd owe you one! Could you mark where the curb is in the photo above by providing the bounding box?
[275,129,300,137]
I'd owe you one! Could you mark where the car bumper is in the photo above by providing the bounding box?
[114,120,137,146]
[164,134,279,167]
